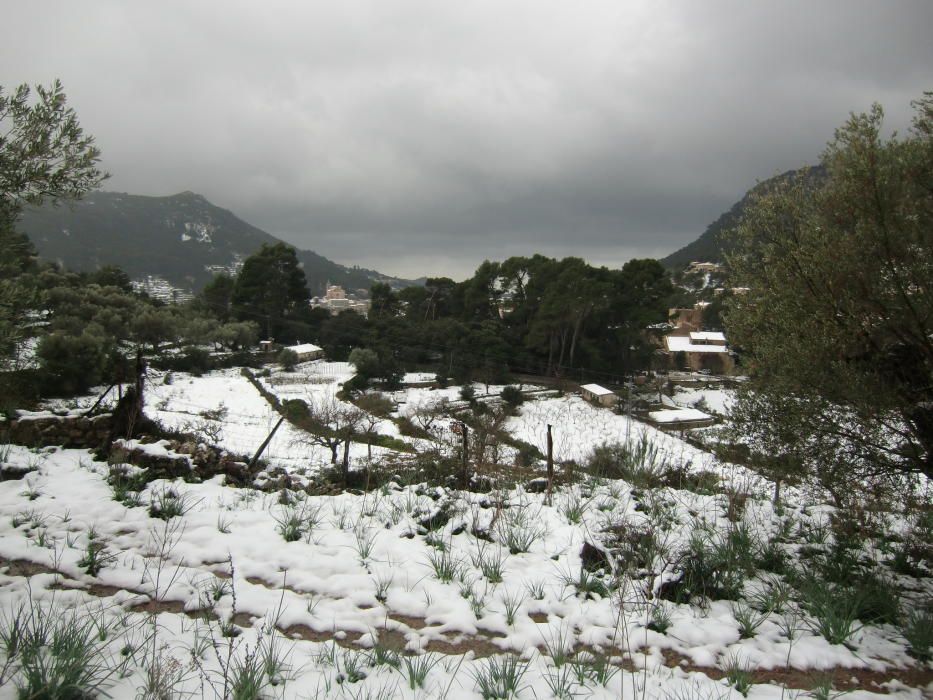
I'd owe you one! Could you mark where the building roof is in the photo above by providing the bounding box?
[666,335,729,353]
[648,408,712,423]
[689,331,727,342]
[580,383,615,396]
[289,343,323,355]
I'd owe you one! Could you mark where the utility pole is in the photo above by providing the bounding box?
[454,421,470,488]
[249,416,285,470]
[546,424,554,506]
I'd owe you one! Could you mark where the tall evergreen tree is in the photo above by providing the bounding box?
[231,243,309,340]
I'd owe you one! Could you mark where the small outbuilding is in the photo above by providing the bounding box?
[646,407,715,430]
[288,343,324,362]
[580,383,618,407]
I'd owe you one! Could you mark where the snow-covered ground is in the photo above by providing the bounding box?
[147,366,400,471]
[0,441,927,699]
[671,386,737,416]
[2,369,929,698]
[506,395,714,469]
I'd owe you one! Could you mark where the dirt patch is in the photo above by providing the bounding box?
[0,557,58,578]
[283,624,364,646]
[386,613,429,630]
[664,651,933,693]
[420,635,506,658]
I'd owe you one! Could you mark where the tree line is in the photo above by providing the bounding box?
[3,77,929,497]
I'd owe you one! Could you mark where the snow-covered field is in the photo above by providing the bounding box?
[147,367,400,471]
[506,395,714,468]
[0,367,929,698]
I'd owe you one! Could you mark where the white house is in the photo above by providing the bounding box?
[288,343,324,362]
[580,383,617,407]
[664,332,734,373]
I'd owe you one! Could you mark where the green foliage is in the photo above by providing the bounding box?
[798,576,864,646]
[36,331,107,395]
[472,655,528,699]
[148,488,196,521]
[369,282,400,319]
[721,653,753,697]
[282,399,309,422]
[0,80,107,222]
[726,94,933,484]
[201,273,235,321]
[903,608,933,661]
[232,242,309,340]
[665,525,756,603]
[3,601,120,699]
[586,435,671,487]
[348,347,380,378]
[500,385,524,408]
[0,79,107,384]
[277,348,298,371]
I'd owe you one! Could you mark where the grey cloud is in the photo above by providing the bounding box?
[2,1,931,279]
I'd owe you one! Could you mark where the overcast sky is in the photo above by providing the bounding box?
[2,2,931,279]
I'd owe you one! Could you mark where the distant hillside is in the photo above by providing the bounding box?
[661,166,826,270]
[17,191,416,294]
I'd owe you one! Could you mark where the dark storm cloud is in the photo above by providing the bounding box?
[2,1,931,279]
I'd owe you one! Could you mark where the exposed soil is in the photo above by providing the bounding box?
[3,554,929,693]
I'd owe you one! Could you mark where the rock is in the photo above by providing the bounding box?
[581,541,612,573]
[524,478,548,493]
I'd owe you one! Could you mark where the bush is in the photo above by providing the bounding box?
[343,373,369,393]
[586,435,671,488]
[5,601,121,698]
[37,331,107,395]
[903,608,933,661]
[283,399,309,422]
[500,385,524,408]
[459,385,475,402]
[277,348,298,371]
[799,578,864,646]
[664,525,756,603]
[155,346,213,375]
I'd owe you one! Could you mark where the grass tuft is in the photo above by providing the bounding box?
[472,655,528,699]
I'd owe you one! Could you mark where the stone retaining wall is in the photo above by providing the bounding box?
[4,413,114,449]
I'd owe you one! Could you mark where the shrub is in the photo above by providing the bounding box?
[5,601,121,698]
[586,435,670,488]
[665,525,755,603]
[36,331,107,395]
[459,385,475,402]
[148,487,196,521]
[799,577,864,646]
[282,399,309,422]
[276,348,298,371]
[500,385,524,408]
[903,608,933,661]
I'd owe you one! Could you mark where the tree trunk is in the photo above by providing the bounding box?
[569,314,585,367]
[342,438,351,484]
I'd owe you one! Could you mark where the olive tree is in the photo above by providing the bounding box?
[725,94,933,494]
[1,80,107,373]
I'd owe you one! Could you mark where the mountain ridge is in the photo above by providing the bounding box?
[16,190,419,294]
[660,165,826,269]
